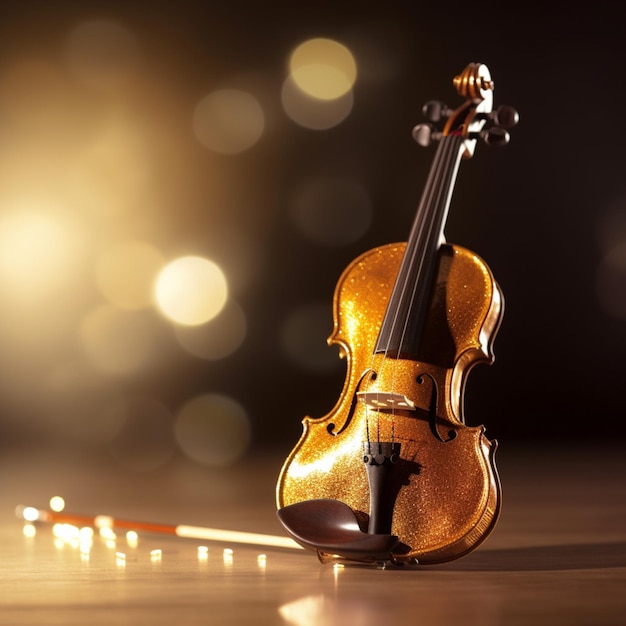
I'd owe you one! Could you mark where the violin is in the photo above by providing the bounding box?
[276,63,518,566]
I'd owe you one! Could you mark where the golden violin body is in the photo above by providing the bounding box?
[276,241,503,564]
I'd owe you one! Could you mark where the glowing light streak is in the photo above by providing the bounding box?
[15,505,303,550]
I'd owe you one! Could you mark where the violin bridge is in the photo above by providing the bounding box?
[357,391,416,411]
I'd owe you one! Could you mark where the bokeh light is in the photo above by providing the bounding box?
[64,20,142,90]
[289,38,357,100]
[281,76,354,130]
[174,393,251,467]
[174,299,247,360]
[96,240,164,310]
[279,303,340,372]
[0,209,82,300]
[79,305,157,375]
[49,496,66,512]
[192,89,265,154]
[154,256,228,326]
[291,177,372,246]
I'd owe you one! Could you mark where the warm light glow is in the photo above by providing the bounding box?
[223,547,234,566]
[23,524,37,538]
[53,523,80,544]
[79,527,94,540]
[126,530,139,547]
[281,75,353,130]
[289,38,357,100]
[173,393,251,467]
[21,506,41,522]
[192,89,265,154]
[79,527,94,554]
[100,526,116,540]
[174,298,246,360]
[154,256,228,326]
[96,241,164,310]
[0,210,81,299]
[49,496,66,512]
[279,595,328,626]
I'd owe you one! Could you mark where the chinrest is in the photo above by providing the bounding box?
[277,498,401,561]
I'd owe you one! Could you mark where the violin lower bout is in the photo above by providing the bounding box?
[278,408,500,564]
[276,242,503,564]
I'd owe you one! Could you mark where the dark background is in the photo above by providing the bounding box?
[0,0,624,467]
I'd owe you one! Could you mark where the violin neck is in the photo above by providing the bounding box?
[374,133,465,358]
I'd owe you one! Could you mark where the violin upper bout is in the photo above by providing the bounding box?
[435,243,503,360]
[438,244,504,421]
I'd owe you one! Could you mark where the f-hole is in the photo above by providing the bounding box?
[417,373,456,443]
[327,369,375,436]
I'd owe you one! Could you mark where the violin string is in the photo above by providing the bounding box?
[396,134,463,356]
[391,136,452,353]
[363,132,463,447]
[393,134,462,362]
[369,135,449,444]
[367,138,446,444]
[378,134,463,439]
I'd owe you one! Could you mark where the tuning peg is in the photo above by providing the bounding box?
[476,105,519,129]
[493,105,519,129]
[481,127,510,146]
[421,100,452,123]
[412,123,441,147]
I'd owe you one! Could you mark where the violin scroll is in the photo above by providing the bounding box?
[413,62,519,152]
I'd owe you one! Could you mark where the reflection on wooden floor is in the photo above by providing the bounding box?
[0,442,624,625]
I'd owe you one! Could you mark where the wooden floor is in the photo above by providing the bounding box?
[0,441,624,625]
